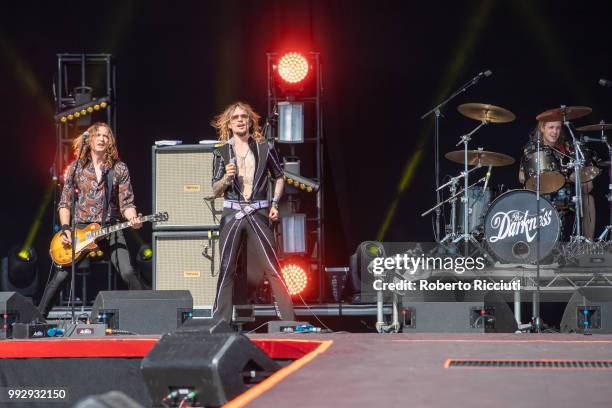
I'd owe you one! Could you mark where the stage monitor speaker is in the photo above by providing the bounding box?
[141,330,280,407]
[90,290,193,335]
[153,231,220,311]
[401,292,517,333]
[152,144,223,230]
[179,317,234,334]
[560,288,612,333]
[0,291,45,338]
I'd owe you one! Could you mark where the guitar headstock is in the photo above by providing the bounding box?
[151,212,169,222]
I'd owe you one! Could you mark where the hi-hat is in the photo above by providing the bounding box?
[457,103,516,123]
[445,150,515,167]
[576,122,612,132]
[536,106,592,122]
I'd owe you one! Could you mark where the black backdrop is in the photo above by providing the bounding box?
[1,0,612,298]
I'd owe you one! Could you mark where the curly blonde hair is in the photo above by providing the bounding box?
[72,122,119,168]
[210,101,264,143]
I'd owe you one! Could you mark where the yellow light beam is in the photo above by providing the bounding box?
[0,36,54,117]
[20,181,56,253]
[377,0,494,241]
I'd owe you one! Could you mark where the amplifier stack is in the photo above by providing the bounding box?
[152,144,222,316]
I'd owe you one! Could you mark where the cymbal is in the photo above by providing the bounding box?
[576,123,612,132]
[598,161,610,167]
[535,106,592,122]
[445,150,516,167]
[457,103,516,123]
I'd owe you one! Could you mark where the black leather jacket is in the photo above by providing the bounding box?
[212,137,284,202]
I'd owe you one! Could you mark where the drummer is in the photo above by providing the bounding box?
[518,120,595,240]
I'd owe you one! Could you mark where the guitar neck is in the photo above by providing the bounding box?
[91,215,156,239]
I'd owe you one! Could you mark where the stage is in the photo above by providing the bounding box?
[1,333,611,407]
[246,333,612,408]
[4,1,612,407]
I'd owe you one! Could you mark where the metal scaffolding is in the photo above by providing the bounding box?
[53,54,116,180]
[267,52,324,302]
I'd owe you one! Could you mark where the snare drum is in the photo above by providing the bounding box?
[522,145,566,194]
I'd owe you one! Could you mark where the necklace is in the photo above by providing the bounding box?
[235,146,251,166]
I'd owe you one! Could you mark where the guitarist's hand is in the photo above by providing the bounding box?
[129,213,143,229]
[61,230,72,246]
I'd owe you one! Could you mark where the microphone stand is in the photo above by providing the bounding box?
[263,105,278,227]
[68,135,88,324]
[532,130,543,332]
[421,71,489,243]
[604,133,612,241]
[452,121,489,258]
[421,176,486,219]
[562,107,589,244]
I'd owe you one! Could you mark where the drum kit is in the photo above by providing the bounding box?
[422,103,612,265]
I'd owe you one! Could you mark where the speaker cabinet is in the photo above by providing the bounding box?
[141,329,279,407]
[0,292,44,338]
[152,144,223,230]
[153,231,220,309]
[401,292,517,333]
[90,290,193,335]
[561,288,612,333]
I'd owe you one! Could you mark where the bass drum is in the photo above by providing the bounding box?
[484,189,560,264]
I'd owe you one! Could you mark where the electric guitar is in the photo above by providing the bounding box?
[49,212,168,266]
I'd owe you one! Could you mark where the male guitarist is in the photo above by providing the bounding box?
[38,122,145,316]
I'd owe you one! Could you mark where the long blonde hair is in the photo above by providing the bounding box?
[72,122,119,167]
[210,101,264,143]
[532,120,567,146]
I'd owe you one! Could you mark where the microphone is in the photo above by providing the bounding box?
[599,78,612,88]
[82,131,90,141]
[228,157,236,183]
[483,165,493,190]
[474,70,492,81]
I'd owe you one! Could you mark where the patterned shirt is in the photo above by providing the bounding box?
[58,160,136,223]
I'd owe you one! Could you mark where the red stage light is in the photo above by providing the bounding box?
[281,263,308,295]
[277,52,309,84]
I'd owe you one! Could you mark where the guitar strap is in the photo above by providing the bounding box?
[101,166,115,227]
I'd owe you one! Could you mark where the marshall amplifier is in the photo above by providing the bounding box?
[153,231,220,311]
[152,144,223,231]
